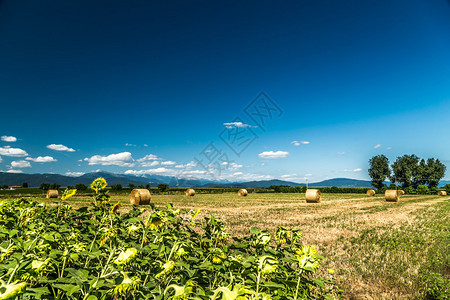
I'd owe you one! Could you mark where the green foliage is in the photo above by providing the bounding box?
[0,179,339,299]
[22,182,28,188]
[39,183,50,191]
[158,183,169,192]
[269,185,369,194]
[416,185,429,195]
[444,184,450,194]
[404,186,416,195]
[391,154,420,188]
[75,183,87,191]
[0,185,8,190]
[422,273,449,300]
[49,183,61,190]
[111,184,123,191]
[368,155,390,189]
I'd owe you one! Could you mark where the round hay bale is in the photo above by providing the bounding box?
[305,189,321,203]
[238,189,248,196]
[366,189,376,196]
[129,189,151,205]
[46,190,58,199]
[398,190,405,195]
[385,190,399,202]
[438,191,447,196]
[185,188,195,196]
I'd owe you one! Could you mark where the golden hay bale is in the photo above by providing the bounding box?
[398,190,405,195]
[438,191,447,196]
[366,189,376,196]
[305,189,321,203]
[46,190,58,199]
[185,188,195,196]
[129,189,151,205]
[385,190,399,202]
[238,189,248,196]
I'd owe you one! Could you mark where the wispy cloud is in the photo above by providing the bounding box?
[125,143,136,147]
[11,160,31,168]
[0,146,28,157]
[26,156,57,163]
[373,144,381,149]
[0,156,2,163]
[65,172,85,177]
[140,161,159,167]
[137,154,158,162]
[47,144,75,152]
[6,169,23,174]
[386,147,392,150]
[1,136,17,142]
[84,152,134,167]
[344,168,363,172]
[223,122,255,129]
[258,150,289,159]
[337,152,345,156]
[161,160,176,166]
[291,140,310,146]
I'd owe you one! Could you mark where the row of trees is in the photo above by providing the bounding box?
[368,154,446,189]
[38,182,169,192]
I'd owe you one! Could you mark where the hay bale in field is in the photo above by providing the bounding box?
[185,188,195,196]
[46,190,58,199]
[305,189,321,203]
[438,191,447,196]
[238,189,248,196]
[385,190,399,202]
[398,190,405,195]
[366,189,376,196]
[129,189,151,205]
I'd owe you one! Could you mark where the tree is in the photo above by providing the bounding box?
[111,184,123,191]
[368,155,390,190]
[50,183,61,190]
[157,183,169,192]
[75,183,88,191]
[423,158,446,188]
[1,185,8,190]
[145,184,151,189]
[128,183,136,189]
[22,182,28,188]
[40,183,50,190]
[416,185,429,195]
[390,154,420,188]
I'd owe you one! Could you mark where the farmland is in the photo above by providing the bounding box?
[1,190,449,299]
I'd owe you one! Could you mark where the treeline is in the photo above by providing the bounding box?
[369,154,447,193]
[269,185,369,194]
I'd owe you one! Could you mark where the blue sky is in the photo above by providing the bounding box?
[1,0,449,183]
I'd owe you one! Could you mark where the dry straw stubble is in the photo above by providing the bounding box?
[305,189,321,203]
[129,189,151,205]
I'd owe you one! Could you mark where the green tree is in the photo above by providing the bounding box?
[75,183,88,190]
[128,183,135,189]
[111,184,123,191]
[22,182,28,188]
[145,184,151,189]
[1,185,8,190]
[50,183,61,190]
[390,154,420,188]
[423,158,446,188]
[368,155,390,189]
[416,185,429,195]
[40,183,50,190]
[157,183,169,192]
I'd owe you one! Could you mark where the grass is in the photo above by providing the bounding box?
[2,192,449,299]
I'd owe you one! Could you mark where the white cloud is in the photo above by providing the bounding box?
[337,152,345,156]
[229,162,243,171]
[386,147,392,150]
[304,174,313,177]
[0,146,28,157]
[65,172,85,177]
[26,156,57,163]
[125,143,136,147]
[137,154,158,162]
[6,169,23,173]
[291,140,310,146]
[141,161,159,167]
[84,152,134,167]
[144,144,148,147]
[233,172,243,176]
[258,150,289,159]
[223,122,254,129]
[161,160,176,166]
[1,136,17,142]
[175,161,197,169]
[125,168,177,176]
[11,160,31,168]
[47,144,75,152]
[344,168,363,172]
[373,144,381,149]
[281,174,297,179]
[0,156,2,163]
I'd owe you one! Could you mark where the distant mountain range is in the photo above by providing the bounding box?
[1,171,449,188]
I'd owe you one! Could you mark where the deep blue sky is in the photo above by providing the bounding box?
[1,0,450,182]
